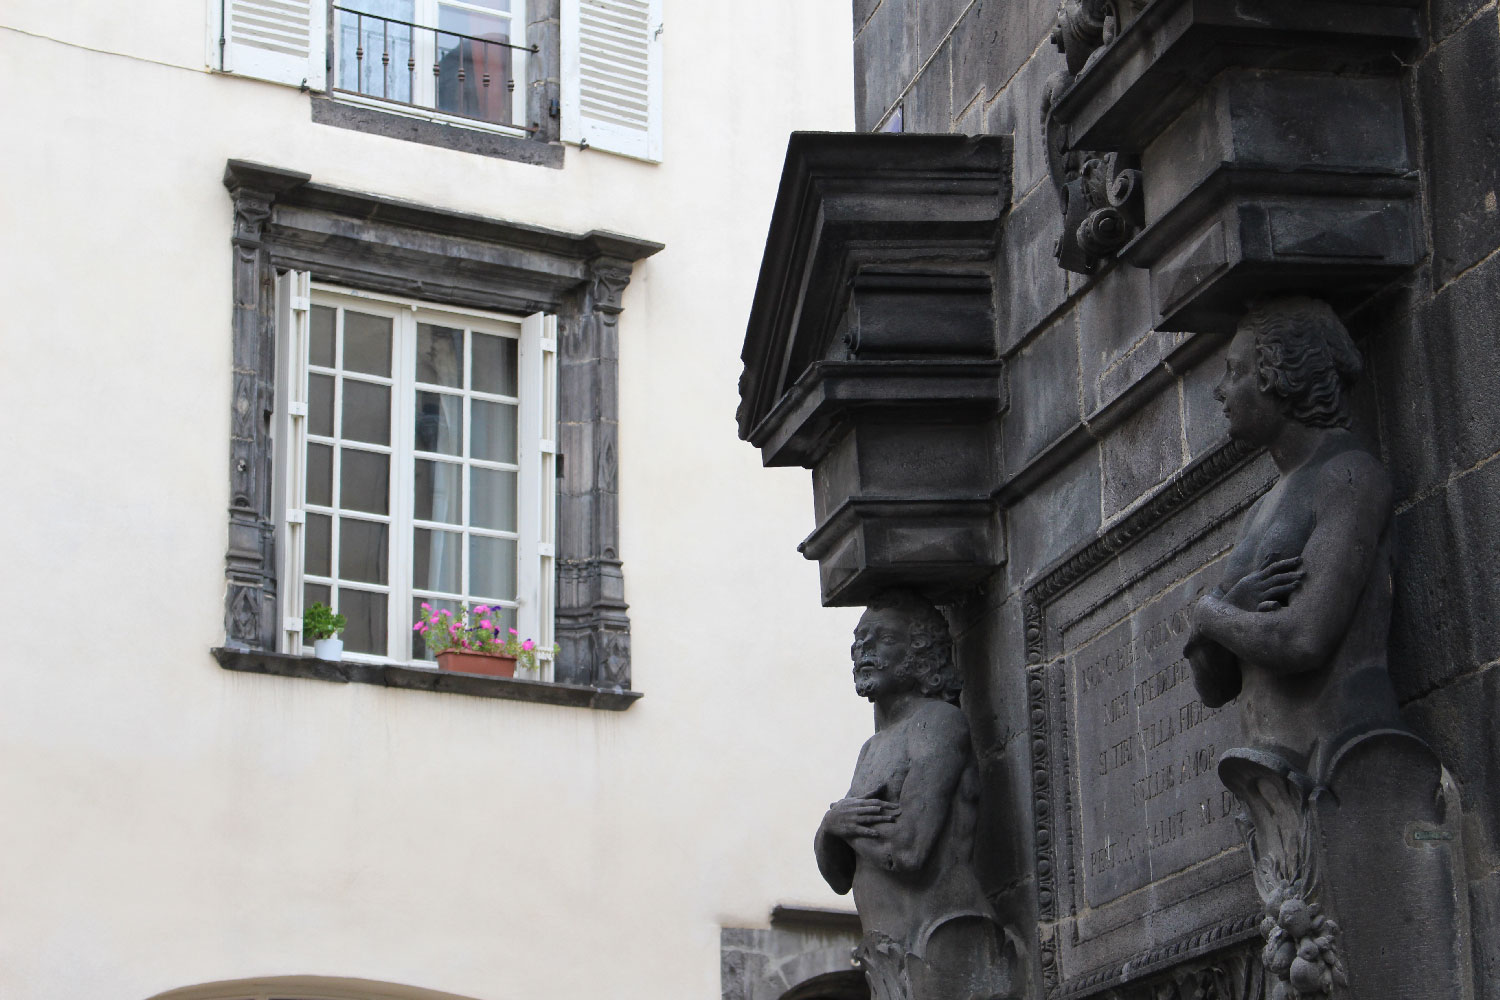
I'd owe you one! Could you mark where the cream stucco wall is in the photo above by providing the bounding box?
[0,3,865,998]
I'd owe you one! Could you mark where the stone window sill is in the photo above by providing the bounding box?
[310,96,565,168]
[212,648,642,711]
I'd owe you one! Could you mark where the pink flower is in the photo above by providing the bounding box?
[449,623,459,634]
[475,605,490,613]
[521,639,535,652]
[420,602,431,611]
[429,615,440,625]
[508,628,518,635]
[479,619,493,629]
[412,622,424,632]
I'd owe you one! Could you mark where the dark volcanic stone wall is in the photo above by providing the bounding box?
[852,2,1500,995]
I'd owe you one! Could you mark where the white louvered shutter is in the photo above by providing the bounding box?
[517,312,559,679]
[213,0,328,90]
[273,270,313,655]
[561,0,663,162]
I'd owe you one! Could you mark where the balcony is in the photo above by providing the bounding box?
[332,3,535,134]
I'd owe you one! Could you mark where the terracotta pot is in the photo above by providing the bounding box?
[435,650,517,678]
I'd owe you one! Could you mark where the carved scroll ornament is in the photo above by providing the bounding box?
[1043,0,1147,274]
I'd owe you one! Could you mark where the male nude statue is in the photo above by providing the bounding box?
[1184,296,1406,778]
[815,590,1015,1000]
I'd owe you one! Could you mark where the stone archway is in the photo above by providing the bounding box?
[778,968,868,1000]
[722,919,868,1000]
[145,976,482,1000]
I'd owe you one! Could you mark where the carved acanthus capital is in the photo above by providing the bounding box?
[231,192,274,245]
[588,258,634,314]
[223,161,309,247]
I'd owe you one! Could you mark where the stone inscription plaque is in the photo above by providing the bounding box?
[1066,574,1246,909]
[1027,444,1271,994]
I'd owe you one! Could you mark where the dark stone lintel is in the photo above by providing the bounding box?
[768,904,863,933]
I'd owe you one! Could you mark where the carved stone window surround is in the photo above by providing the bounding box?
[221,158,661,691]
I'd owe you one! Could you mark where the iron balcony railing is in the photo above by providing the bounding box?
[332,5,538,132]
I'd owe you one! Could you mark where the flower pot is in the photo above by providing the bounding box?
[435,650,517,678]
[313,637,344,661]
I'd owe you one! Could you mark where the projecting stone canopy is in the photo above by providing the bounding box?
[737,132,1012,606]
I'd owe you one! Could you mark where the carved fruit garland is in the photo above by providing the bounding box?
[1237,789,1349,1000]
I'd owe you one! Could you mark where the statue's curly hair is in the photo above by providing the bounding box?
[1242,297,1364,429]
[865,590,963,706]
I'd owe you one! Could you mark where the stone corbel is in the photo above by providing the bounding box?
[1043,0,1148,274]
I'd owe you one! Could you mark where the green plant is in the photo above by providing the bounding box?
[415,603,556,670]
[303,602,347,641]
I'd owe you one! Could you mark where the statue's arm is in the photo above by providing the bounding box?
[814,822,857,895]
[846,707,968,875]
[1185,622,1242,708]
[1192,454,1390,676]
[815,743,883,894]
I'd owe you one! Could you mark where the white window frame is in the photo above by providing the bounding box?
[274,276,556,678]
[329,0,529,136]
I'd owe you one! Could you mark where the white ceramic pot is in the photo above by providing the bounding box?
[313,637,344,661]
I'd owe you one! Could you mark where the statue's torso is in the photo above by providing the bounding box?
[1220,444,1402,777]
[847,702,990,947]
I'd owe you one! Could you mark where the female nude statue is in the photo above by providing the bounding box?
[1184,298,1466,1000]
[1184,296,1405,779]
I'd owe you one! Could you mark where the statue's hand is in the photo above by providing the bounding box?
[1224,554,1305,612]
[821,796,899,840]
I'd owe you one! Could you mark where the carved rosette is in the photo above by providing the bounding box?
[1043,0,1147,274]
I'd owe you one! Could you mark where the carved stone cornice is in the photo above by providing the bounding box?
[737,134,1013,605]
[1037,0,1423,322]
[1024,439,1257,621]
[737,132,1013,442]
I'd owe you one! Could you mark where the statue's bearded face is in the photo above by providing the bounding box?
[851,607,916,701]
[1215,326,1283,446]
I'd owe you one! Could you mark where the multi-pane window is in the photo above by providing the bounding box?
[274,277,556,673]
[332,0,527,130]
